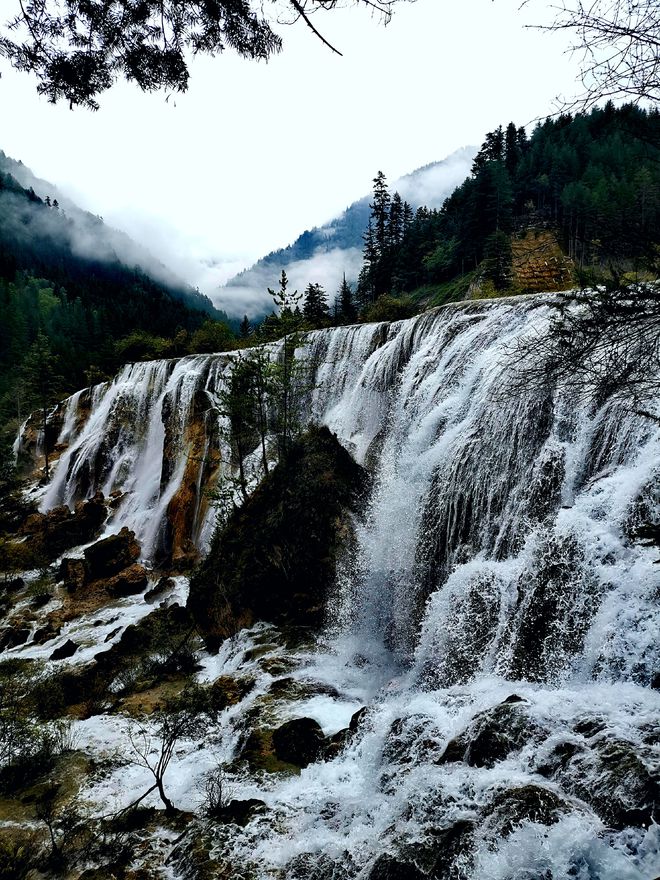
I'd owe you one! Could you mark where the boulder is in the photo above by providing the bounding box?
[272,717,327,768]
[483,784,571,836]
[32,622,62,645]
[145,576,175,603]
[84,527,140,580]
[211,798,267,826]
[50,639,79,660]
[367,855,427,880]
[19,492,106,559]
[188,426,368,645]
[0,625,31,651]
[437,700,543,768]
[558,736,659,830]
[103,563,149,597]
[428,821,475,880]
[59,558,87,592]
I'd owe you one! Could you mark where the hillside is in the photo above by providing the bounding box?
[0,154,235,440]
[219,147,475,318]
[357,104,660,308]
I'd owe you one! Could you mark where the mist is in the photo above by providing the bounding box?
[212,146,476,319]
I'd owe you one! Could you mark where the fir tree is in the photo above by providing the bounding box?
[239,315,252,339]
[337,275,357,324]
[302,282,329,326]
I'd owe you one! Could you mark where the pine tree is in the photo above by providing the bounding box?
[337,274,357,324]
[302,282,329,326]
[22,332,62,481]
[239,315,252,339]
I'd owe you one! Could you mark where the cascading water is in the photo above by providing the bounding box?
[24,294,659,878]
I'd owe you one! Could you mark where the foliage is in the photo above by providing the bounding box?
[0,168,235,440]
[126,686,210,813]
[357,104,660,304]
[507,282,660,410]
[528,0,660,109]
[0,1,407,109]
[0,660,74,793]
[360,295,416,323]
[188,425,367,647]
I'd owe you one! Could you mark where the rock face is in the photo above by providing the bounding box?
[188,426,367,646]
[18,492,107,560]
[57,528,148,602]
[272,718,327,768]
[83,527,140,579]
[438,699,542,768]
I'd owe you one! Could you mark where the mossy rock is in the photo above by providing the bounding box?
[238,728,300,775]
[189,426,368,644]
[483,784,571,836]
[437,699,543,768]
[208,675,255,711]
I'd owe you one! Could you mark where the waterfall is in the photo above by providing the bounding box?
[24,294,660,878]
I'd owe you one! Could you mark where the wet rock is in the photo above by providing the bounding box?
[208,675,255,711]
[651,672,660,690]
[84,527,140,580]
[483,784,571,836]
[189,426,368,645]
[4,577,24,593]
[350,706,369,732]
[367,854,427,880]
[19,491,106,560]
[428,820,475,879]
[59,558,87,592]
[145,576,175,603]
[383,715,444,765]
[211,798,267,826]
[535,740,584,777]
[438,700,543,768]
[573,716,607,738]
[272,717,327,768]
[104,626,123,643]
[32,622,62,645]
[0,625,31,650]
[239,729,298,774]
[30,590,52,608]
[50,639,79,660]
[559,736,659,829]
[324,727,352,760]
[103,563,149,597]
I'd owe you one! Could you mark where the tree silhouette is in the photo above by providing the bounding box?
[0,1,411,109]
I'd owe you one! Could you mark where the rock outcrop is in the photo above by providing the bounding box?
[188,426,367,647]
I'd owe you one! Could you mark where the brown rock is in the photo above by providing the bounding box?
[59,557,87,592]
[19,492,107,560]
[0,625,31,651]
[84,527,140,580]
[103,564,149,597]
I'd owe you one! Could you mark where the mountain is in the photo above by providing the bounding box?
[216,147,476,318]
[0,152,234,434]
[0,150,221,319]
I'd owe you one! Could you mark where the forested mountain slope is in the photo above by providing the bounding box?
[0,154,233,440]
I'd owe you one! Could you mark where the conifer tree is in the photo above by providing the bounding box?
[302,282,329,326]
[338,275,357,324]
[239,315,252,339]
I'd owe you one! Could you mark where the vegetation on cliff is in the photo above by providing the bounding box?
[188,425,367,647]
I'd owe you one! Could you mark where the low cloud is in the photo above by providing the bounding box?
[214,247,363,319]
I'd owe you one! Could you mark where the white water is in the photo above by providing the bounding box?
[21,294,660,878]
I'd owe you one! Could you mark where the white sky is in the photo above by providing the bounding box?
[0,0,581,304]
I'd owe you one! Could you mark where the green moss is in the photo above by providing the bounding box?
[188,426,367,645]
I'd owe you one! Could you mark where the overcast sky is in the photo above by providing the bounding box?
[0,0,581,309]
